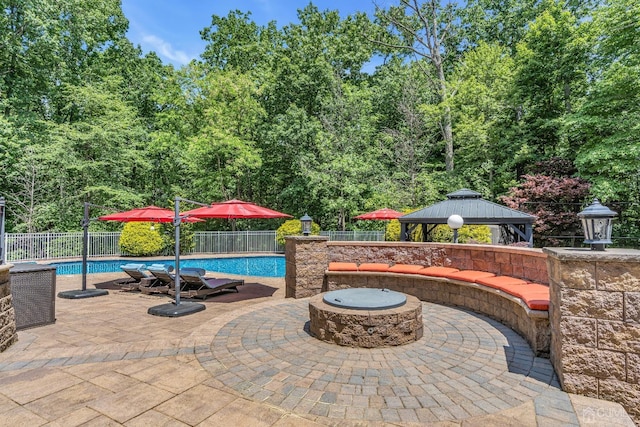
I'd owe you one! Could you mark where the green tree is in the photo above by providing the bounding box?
[451,42,517,196]
[512,0,591,161]
[375,0,459,172]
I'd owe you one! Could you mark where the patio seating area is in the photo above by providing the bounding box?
[0,270,634,426]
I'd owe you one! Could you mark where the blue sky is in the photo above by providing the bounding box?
[121,1,385,67]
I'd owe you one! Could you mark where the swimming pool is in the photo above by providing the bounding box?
[49,256,286,278]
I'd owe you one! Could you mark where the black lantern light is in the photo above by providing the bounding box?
[300,214,312,236]
[577,199,617,251]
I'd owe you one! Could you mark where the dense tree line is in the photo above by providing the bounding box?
[1,0,638,246]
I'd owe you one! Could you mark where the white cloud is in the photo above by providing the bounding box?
[142,34,193,66]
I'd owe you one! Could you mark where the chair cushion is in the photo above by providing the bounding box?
[417,266,460,277]
[121,263,146,270]
[180,267,206,277]
[446,270,496,283]
[328,262,359,271]
[476,275,528,290]
[387,264,424,274]
[358,263,390,272]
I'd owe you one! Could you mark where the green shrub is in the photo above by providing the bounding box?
[385,220,492,244]
[430,224,492,244]
[119,222,164,256]
[159,223,195,255]
[276,219,321,245]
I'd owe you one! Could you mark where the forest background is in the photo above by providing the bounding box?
[1,0,638,247]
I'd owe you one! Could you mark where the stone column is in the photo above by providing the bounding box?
[285,236,329,299]
[0,264,17,352]
[544,247,640,423]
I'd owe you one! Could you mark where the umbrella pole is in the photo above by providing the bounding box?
[148,196,205,317]
[82,201,89,291]
[58,202,108,299]
[174,198,181,306]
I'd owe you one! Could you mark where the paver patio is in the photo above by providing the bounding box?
[0,269,634,426]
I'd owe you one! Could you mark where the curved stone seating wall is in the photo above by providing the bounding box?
[327,242,549,285]
[325,269,550,357]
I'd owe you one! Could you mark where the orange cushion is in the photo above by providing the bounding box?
[328,262,359,271]
[358,263,390,272]
[521,292,550,310]
[446,270,496,283]
[507,283,550,299]
[477,276,528,290]
[417,266,460,277]
[387,264,424,274]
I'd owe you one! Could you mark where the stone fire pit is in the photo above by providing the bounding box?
[309,288,423,348]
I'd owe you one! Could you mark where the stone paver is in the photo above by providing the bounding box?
[0,267,635,426]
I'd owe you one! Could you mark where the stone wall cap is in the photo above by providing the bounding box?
[285,235,329,242]
[543,247,640,262]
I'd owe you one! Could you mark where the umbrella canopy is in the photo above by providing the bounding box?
[182,199,292,220]
[99,205,202,223]
[354,208,403,220]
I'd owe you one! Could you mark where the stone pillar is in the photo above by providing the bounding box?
[544,247,640,423]
[285,236,329,299]
[0,264,17,352]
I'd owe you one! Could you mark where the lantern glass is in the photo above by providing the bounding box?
[300,214,312,236]
[577,199,616,251]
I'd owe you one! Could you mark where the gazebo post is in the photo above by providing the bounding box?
[400,223,408,242]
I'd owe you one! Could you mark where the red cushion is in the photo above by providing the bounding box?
[358,263,390,272]
[387,264,424,274]
[446,270,496,283]
[417,266,460,277]
[477,275,527,289]
[328,262,359,271]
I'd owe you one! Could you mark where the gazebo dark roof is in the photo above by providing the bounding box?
[398,189,535,246]
[400,189,535,225]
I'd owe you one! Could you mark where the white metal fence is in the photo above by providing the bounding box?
[3,230,385,262]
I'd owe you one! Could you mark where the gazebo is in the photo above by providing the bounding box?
[399,189,536,246]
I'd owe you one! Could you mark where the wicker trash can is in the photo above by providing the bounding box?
[10,263,57,330]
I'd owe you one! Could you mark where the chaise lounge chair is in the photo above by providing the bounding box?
[116,263,155,291]
[141,264,175,294]
[169,268,244,300]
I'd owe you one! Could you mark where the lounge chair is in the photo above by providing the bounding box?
[116,263,154,290]
[169,268,244,299]
[141,264,175,294]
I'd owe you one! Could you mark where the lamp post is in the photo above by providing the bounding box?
[447,214,464,244]
[300,214,312,236]
[577,198,617,251]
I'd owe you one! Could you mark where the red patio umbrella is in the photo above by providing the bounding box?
[99,205,202,223]
[182,199,292,220]
[354,208,404,220]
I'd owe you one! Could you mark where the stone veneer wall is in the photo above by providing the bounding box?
[327,242,549,284]
[285,236,329,298]
[0,264,17,352]
[544,248,640,424]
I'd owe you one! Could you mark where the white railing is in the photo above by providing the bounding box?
[193,231,283,254]
[320,231,384,241]
[3,230,385,262]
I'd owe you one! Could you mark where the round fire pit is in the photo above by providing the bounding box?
[309,288,423,348]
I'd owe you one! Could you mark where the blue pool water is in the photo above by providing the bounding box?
[49,256,285,278]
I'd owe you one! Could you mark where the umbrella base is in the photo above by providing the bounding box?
[58,289,109,299]
[148,301,206,317]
